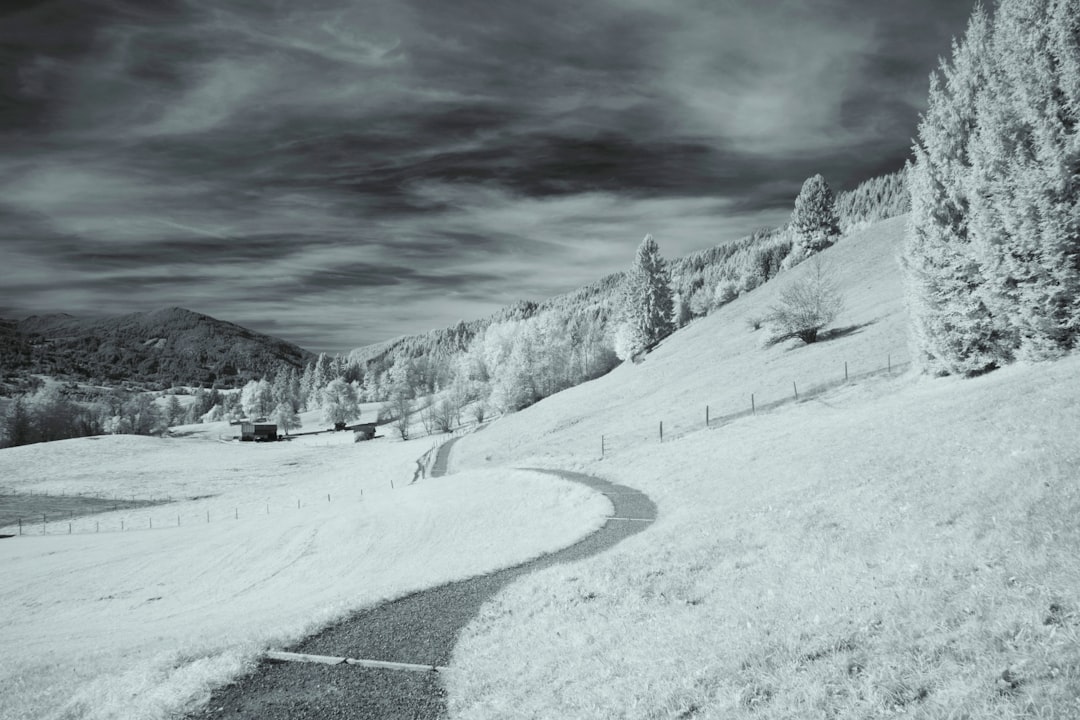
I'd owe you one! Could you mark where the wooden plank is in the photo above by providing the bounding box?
[265,650,446,673]
[344,657,447,673]
[266,650,346,665]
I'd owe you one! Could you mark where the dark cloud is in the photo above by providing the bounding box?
[0,0,977,352]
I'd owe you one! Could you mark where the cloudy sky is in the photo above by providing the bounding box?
[1,0,975,353]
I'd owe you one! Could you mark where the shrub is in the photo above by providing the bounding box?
[765,258,844,345]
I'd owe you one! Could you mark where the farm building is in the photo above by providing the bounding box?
[240,422,278,442]
[352,423,377,441]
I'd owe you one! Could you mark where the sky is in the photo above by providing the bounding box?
[0,0,976,354]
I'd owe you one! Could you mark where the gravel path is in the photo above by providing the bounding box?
[188,437,656,719]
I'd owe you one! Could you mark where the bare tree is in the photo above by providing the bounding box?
[386,389,413,440]
[765,257,844,345]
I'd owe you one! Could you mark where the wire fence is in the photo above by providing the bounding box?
[1,356,908,536]
[0,487,383,537]
[592,354,912,459]
[1,422,489,538]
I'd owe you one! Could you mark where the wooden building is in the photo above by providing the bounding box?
[240,422,278,442]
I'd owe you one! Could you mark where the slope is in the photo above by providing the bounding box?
[442,214,1080,719]
[450,213,911,467]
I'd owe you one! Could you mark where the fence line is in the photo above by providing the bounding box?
[2,421,490,538]
[594,355,911,459]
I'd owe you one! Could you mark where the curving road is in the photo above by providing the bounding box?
[188,436,656,719]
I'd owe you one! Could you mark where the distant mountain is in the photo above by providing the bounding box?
[0,307,316,391]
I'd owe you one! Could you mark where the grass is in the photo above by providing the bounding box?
[442,216,1080,719]
[0,431,608,720]
[447,358,1080,720]
[0,494,163,530]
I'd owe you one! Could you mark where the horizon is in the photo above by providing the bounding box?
[0,0,976,354]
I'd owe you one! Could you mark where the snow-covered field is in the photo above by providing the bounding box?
[0,429,610,720]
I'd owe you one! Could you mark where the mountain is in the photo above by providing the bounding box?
[0,307,316,391]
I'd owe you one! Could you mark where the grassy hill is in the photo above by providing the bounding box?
[442,215,1080,719]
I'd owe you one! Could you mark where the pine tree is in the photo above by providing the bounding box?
[165,395,183,426]
[616,234,674,359]
[790,174,840,257]
[905,0,1080,374]
[299,362,316,410]
[967,0,1080,360]
[903,4,1008,375]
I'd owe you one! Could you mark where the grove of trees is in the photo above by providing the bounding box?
[904,0,1080,375]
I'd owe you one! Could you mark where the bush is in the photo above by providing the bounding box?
[765,258,844,345]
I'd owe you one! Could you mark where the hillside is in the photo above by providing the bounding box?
[0,307,316,391]
[441,214,1080,719]
[345,168,909,394]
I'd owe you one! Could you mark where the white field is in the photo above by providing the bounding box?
[0,427,610,720]
[444,216,1080,718]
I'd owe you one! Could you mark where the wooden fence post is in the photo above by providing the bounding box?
[751,393,756,415]
[660,421,664,443]
[706,405,710,427]
[793,382,799,401]
[845,361,848,381]
[601,435,605,457]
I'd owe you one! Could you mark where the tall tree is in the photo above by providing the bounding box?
[790,174,841,258]
[967,0,1080,360]
[616,234,674,360]
[903,4,1007,375]
[904,0,1080,374]
[271,401,301,436]
[321,378,360,426]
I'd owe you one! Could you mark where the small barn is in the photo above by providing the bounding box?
[351,423,377,441]
[240,422,278,442]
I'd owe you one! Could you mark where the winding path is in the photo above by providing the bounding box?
[189,437,656,719]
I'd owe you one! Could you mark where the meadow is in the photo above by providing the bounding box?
[443,216,1080,719]
[0,423,609,720]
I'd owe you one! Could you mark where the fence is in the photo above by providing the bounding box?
[1,421,493,537]
[0,486,395,537]
[594,354,911,459]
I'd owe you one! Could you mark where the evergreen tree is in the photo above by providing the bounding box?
[271,371,291,411]
[790,174,841,257]
[299,362,316,410]
[616,234,675,359]
[967,0,1080,360]
[2,397,32,447]
[165,395,183,426]
[904,0,1080,374]
[903,4,1008,375]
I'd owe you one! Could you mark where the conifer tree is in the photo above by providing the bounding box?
[616,234,674,359]
[165,395,183,426]
[904,0,1080,374]
[967,0,1080,360]
[904,4,1009,375]
[790,174,840,257]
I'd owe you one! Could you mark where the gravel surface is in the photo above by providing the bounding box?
[186,438,656,719]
